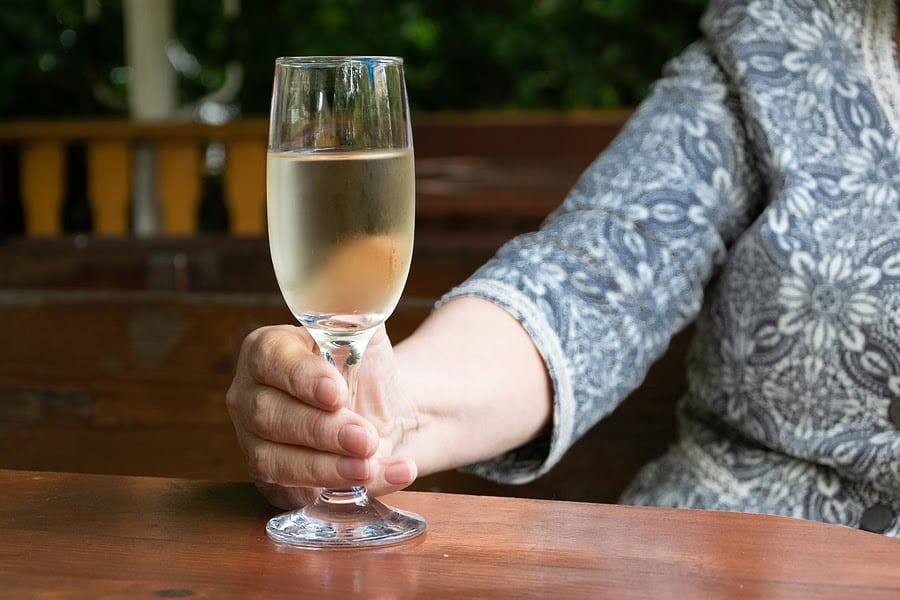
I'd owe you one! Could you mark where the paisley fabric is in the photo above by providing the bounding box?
[442,0,900,536]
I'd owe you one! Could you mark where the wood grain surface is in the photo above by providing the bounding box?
[1,469,898,599]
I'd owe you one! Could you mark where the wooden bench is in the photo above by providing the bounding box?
[0,236,686,504]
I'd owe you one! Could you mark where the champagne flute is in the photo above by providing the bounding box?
[264,56,425,548]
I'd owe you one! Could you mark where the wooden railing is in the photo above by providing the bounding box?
[2,120,267,236]
[0,111,630,237]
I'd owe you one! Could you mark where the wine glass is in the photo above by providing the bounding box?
[264,56,425,548]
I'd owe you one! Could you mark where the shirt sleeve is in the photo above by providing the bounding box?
[440,40,765,484]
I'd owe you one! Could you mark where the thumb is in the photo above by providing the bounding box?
[367,456,418,497]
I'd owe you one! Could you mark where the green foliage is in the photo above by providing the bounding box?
[0,0,125,116]
[0,0,708,117]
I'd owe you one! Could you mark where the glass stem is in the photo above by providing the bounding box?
[308,329,376,503]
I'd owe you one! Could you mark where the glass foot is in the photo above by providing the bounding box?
[266,487,426,549]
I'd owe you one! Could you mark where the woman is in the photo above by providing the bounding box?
[227,0,900,536]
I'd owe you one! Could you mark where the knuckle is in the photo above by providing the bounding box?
[249,440,279,484]
[239,327,266,366]
[248,391,277,438]
[245,327,287,383]
[247,339,275,383]
[284,348,328,402]
[239,327,261,353]
[224,383,240,418]
[296,409,332,451]
[285,360,309,397]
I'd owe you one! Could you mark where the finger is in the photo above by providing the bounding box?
[242,432,379,489]
[241,386,379,458]
[356,456,419,498]
[240,325,346,411]
[254,459,417,510]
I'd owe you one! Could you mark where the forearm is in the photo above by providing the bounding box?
[393,296,552,477]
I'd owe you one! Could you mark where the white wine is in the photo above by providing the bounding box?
[267,148,415,332]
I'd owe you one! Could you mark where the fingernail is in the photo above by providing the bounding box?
[337,457,371,481]
[314,377,338,408]
[338,424,374,456]
[384,460,413,485]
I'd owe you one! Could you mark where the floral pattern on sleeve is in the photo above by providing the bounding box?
[444,0,900,536]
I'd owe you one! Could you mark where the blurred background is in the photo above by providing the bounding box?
[2,0,705,116]
[0,0,706,236]
[0,0,705,502]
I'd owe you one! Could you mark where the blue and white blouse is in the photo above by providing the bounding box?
[444,0,900,536]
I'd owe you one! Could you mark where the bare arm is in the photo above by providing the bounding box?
[393,296,552,478]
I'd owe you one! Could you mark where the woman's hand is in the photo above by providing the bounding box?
[225,324,419,510]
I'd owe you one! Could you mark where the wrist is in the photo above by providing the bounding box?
[390,296,553,478]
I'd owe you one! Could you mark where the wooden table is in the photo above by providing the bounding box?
[1,469,897,598]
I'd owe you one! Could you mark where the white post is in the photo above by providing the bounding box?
[123,0,177,235]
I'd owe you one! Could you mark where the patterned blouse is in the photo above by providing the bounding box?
[444,0,900,537]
